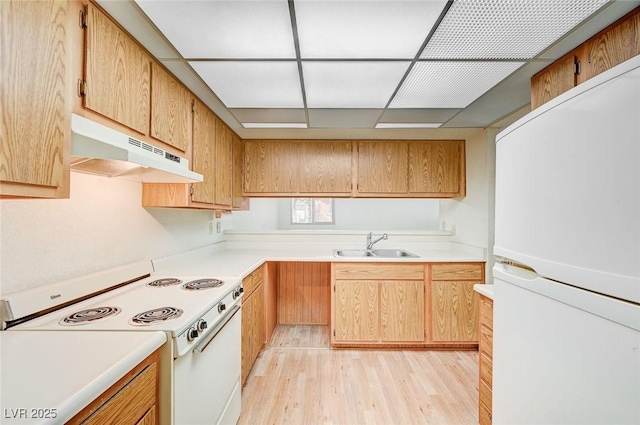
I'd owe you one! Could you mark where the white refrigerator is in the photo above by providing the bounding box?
[493,53,640,424]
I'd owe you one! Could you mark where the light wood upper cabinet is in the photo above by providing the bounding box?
[244,141,298,193]
[531,51,578,109]
[191,100,216,204]
[357,141,409,194]
[1,0,70,198]
[214,118,233,207]
[232,134,249,209]
[409,141,465,197]
[84,3,150,135]
[299,141,353,194]
[150,62,191,152]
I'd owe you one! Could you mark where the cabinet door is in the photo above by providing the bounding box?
[251,283,265,362]
[299,141,352,194]
[408,141,464,196]
[530,52,578,109]
[191,100,215,204]
[380,281,424,342]
[357,142,408,193]
[214,119,233,206]
[232,134,249,209]
[1,0,69,198]
[241,292,254,386]
[150,62,191,152]
[334,281,378,342]
[244,141,298,193]
[431,281,479,342]
[84,3,150,135]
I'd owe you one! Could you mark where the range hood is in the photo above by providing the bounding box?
[70,113,203,183]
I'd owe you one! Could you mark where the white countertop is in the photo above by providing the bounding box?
[474,283,494,300]
[152,247,486,278]
[0,331,166,424]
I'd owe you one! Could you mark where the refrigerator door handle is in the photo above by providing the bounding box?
[493,262,539,285]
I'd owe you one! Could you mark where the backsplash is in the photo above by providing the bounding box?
[0,172,221,296]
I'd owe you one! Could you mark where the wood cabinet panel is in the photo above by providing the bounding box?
[531,52,578,109]
[232,135,249,209]
[334,280,379,342]
[299,141,352,193]
[244,141,298,193]
[241,265,266,386]
[241,291,253,386]
[431,281,478,342]
[479,395,492,425]
[137,407,156,425]
[380,281,424,342]
[480,324,493,358]
[84,3,150,135]
[191,99,215,204]
[480,295,493,329]
[479,351,493,385]
[1,0,70,198]
[478,294,493,424]
[150,62,190,152]
[357,142,408,193]
[431,263,483,281]
[278,262,330,325]
[408,141,464,196]
[582,9,640,82]
[214,119,233,206]
[334,263,424,280]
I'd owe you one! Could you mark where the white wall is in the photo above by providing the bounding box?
[0,172,222,296]
[230,198,439,231]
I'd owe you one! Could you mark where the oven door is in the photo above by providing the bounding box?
[174,305,241,425]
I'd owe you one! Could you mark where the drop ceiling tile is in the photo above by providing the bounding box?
[303,62,411,108]
[308,109,382,129]
[420,0,609,60]
[190,61,303,108]
[380,108,461,124]
[390,61,524,109]
[230,108,306,123]
[294,0,448,59]
[135,0,295,58]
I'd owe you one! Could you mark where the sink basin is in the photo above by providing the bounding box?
[333,249,375,257]
[371,249,419,258]
[333,249,419,258]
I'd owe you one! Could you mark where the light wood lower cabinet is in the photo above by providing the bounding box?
[67,350,159,425]
[241,265,266,386]
[429,263,484,346]
[478,294,494,425]
[331,263,425,347]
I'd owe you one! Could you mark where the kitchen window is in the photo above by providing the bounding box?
[291,198,334,224]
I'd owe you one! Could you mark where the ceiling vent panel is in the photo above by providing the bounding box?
[390,61,524,108]
[420,0,609,60]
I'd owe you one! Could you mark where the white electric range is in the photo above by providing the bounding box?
[1,260,244,425]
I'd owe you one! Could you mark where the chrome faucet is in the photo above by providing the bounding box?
[366,232,388,250]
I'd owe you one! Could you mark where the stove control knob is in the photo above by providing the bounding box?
[238,286,244,294]
[218,303,227,313]
[187,327,199,342]
[233,288,241,299]
[197,319,208,332]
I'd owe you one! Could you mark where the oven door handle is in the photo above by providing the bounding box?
[193,304,241,354]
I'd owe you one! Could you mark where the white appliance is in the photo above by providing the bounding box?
[1,261,243,425]
[492,53,640,425]
[71,113,203,183]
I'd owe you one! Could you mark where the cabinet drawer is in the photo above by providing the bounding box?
[479,379,492,414]
[334,263,424,280]
[479,325,493,358]
[431,263,482,281]
[84,363,156,424]
[480,295,493,329]
[479,352,493,386]
[479,398,493,425]
[243,266,263,298]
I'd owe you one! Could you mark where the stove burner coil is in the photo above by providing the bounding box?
[59,306,121,326]
[182,279,224,290]
[129,307,183,326]
[146,278,183,287]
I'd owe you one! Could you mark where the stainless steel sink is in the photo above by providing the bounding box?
[333,249,419,258]
[371,249,419,258]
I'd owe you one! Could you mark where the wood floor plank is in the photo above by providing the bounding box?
[240,325,478,425]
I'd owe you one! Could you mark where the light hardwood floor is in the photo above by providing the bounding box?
[239,325,479,425]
